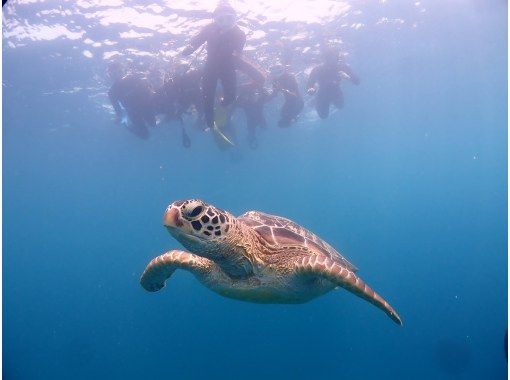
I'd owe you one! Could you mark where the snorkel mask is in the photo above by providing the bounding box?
[213,4,237,31]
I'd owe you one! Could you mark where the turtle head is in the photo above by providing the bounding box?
[163,199,235,256]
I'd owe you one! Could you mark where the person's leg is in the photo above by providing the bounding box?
[254,102,267,129]
[278,101,293,127]
[245,112,257,145]
[316,90,331,119]
[248,128,258,149]
[289,97,304,123]
[191,88,204,115]
[219,66,237,107]
[127,110,150,139]
[142,105,157,128]
[201,68,217,128]
[279,97,304,127]
[332,88,344,110]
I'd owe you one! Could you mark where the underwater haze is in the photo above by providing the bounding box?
[3,0,508,379]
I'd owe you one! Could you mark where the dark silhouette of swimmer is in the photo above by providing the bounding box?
[269,64,304,127]
[153,74,178,121]
[172,66,204,124]
[306,48,360,119]
[172,66,203,148]
[108,63,156,139]
[153,63,203,147]
[181,3,264,131]
[235,81,270,149]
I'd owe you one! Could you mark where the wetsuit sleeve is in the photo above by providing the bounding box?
[233,27,246,55]
[183,24,211,55]
[339,63,360,85]
[290,76,301,99]
[306,67,319,90]
[108,84,123,117]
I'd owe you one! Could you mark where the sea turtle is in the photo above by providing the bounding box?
[140,199,402,325]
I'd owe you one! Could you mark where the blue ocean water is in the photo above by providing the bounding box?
[2,1,507,379]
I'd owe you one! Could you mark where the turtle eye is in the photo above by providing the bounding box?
[184,205,203,220]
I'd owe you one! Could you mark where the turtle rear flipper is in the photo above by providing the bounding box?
[140,250,214,292]
[296,256,403,326]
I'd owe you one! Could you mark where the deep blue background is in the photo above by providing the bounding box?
[3,1,507,379]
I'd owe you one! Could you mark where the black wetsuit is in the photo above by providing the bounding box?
[272,73,304,127]
[153,79,178,119]
[235,83,269,143]
[184,23,264,128]
[173,69,204,119]
[307,63,358,119]
[154,69,203,122]
[109,74,156,139]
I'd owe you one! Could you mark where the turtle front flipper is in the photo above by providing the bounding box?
[140,250,215,292]
[297,256,403,326]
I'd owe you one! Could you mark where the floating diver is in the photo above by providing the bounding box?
[235,81,270,149]
[306,47,360,119]
[269,64,304,127]
[107,62,156,139]
[154,62,203,148]
[181,2,265,149]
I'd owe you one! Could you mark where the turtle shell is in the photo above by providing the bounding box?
[238,211,358,272]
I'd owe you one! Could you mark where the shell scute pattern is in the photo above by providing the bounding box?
[239,210,358,272]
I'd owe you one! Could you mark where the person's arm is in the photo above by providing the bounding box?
[108,84,123,120]
[283,75,300,99]
[306,66,319,94]
[182,24,211,56]
[339,63,360,85]
[233,27,246,56]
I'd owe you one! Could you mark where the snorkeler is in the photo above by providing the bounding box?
[153,62,203,148]
[181,3,265,134]
[171,63,204,126]
[306,47,360,119]
[172,64,204,148]
[153,73,178,121]
[108,62,156,139]
[269,64,304,127]
[235,81,270,149]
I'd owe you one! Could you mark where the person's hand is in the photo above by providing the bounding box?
[307,87,316,95]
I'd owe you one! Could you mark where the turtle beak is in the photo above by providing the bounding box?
[163,207,183,228]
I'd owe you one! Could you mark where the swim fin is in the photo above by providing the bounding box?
[212,105,236,150]
[212,122,235,150]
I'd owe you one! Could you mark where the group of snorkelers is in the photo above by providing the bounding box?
[107,2,360,150]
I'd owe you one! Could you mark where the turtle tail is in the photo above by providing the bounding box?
[300,256,403,326]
